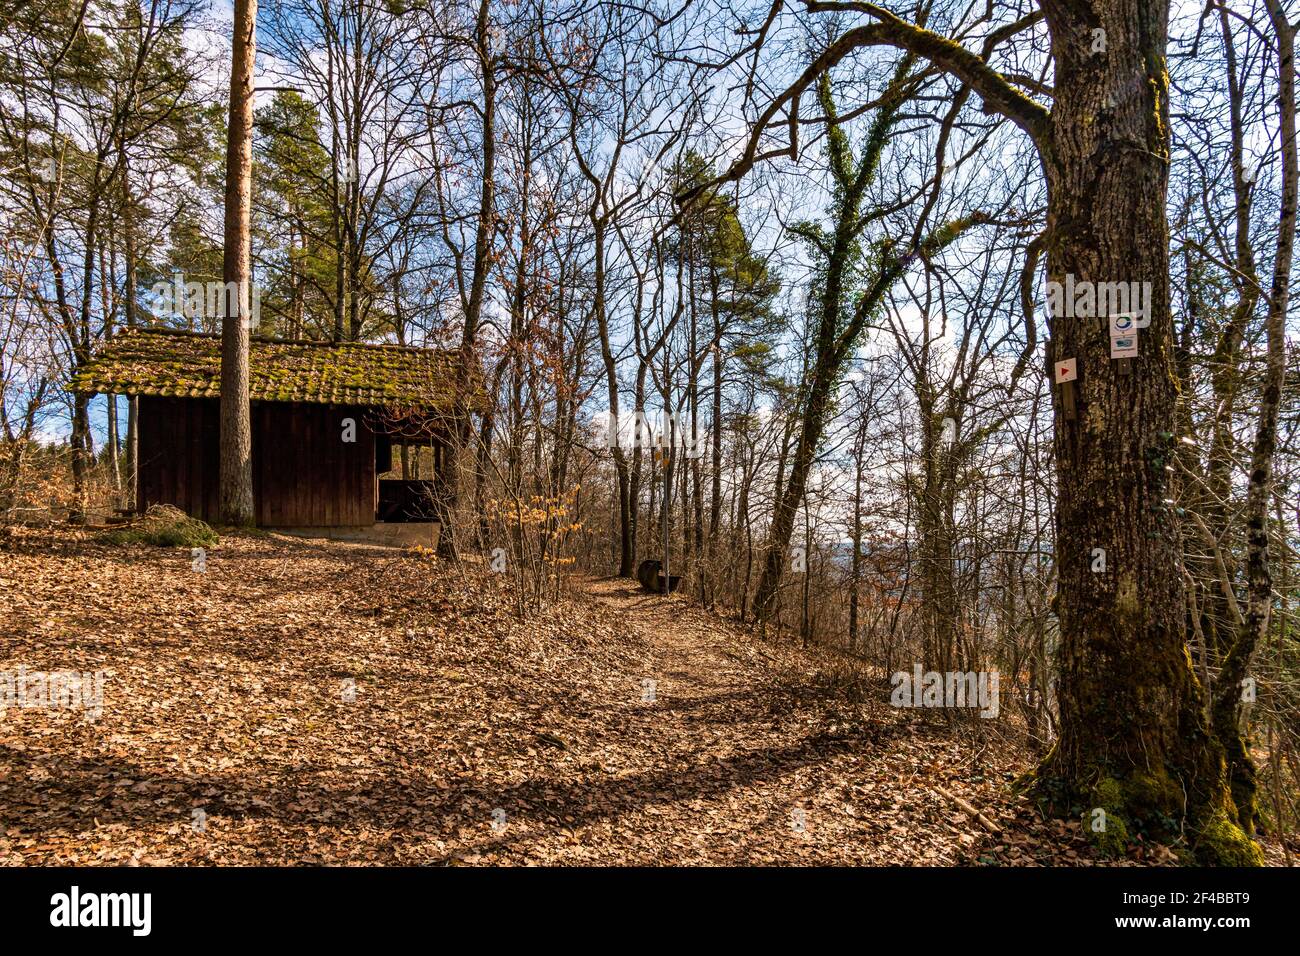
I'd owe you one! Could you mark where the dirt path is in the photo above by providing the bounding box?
[0,533,1082,866]
[550,576,1026,864]
[581,576,760,728]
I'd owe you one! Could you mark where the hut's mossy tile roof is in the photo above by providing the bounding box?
[72,327,474,409]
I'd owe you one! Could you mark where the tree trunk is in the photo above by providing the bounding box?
[439,0,495,559]
[1031,0,1257,863]
[849,445,863,652]
[592,219,633,576]
[1210,0,1297,845]
[753,357,837,622]
[218,0,257,527]
[121,168,139,506]
[709,275,723,546]
[98,242,120,494]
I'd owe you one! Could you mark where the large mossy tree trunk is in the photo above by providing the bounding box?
[1030,0,1259,864]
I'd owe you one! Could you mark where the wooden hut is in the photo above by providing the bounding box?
[72,327,472,544]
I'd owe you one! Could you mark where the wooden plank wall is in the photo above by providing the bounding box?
[137,397,377,527]
[137,396,221,523]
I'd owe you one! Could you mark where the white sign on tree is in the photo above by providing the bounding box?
[1109,314,1139,359]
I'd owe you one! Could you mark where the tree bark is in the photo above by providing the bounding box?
[219,0,257,527]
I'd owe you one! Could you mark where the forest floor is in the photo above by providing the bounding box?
[0,529,1282,865]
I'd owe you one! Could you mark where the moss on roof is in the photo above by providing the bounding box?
[72,327,479,410]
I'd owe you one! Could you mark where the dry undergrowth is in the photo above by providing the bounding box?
[0,529,1287,865]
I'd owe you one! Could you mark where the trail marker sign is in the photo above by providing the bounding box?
[1109,314,1139,359]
